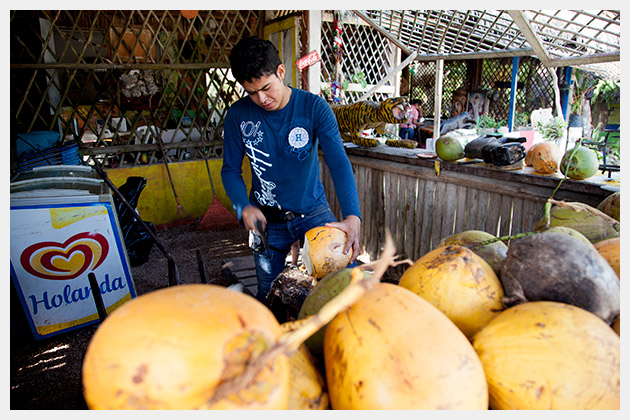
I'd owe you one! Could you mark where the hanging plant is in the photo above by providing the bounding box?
[570,69,597,115]
[536,117,568,142]
[592,79,620,111]
[342,72,367,90]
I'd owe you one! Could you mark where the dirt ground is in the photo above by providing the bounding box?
[9,223,251,410]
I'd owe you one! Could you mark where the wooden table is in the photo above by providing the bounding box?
[320,143,618,263]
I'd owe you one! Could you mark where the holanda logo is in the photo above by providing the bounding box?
[288,127,309,149]
[20,232,110,280]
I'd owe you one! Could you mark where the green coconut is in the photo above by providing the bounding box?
[560,146,600,180]
[435,134,465,162]
[597,192,620,222]
[541,226,592,246]
[438,230,508,276]
[533,202,619,244]
[298,268,370,358]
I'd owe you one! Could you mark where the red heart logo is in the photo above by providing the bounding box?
[20,232,109,280]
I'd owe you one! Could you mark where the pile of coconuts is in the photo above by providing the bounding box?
[81,193,620,410]
[294,192,620,410]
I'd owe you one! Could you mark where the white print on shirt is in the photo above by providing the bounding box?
[288,127,308,148]
[241,120,263,146]
[241,120,277,207]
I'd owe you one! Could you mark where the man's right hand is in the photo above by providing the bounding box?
[241,205,266,233]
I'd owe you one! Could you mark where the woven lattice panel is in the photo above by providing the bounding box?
[11,10,263,169]
[320,18,393,104]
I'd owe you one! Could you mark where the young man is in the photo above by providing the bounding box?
[221,36,362,302]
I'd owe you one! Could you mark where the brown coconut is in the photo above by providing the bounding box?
[529,142,562,174]
[500,229,620,325]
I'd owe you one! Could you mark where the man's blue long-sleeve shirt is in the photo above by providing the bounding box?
[221,87,361,221]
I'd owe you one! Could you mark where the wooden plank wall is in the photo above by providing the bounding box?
[320,152,610,264]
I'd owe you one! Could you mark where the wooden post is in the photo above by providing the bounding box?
[394,47,401,97]
[432,59,444,149]
[307,10,322,94]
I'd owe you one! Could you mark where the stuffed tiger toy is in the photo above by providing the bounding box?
[333,97,416,148]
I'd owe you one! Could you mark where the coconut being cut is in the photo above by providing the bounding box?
[302,226,353,279]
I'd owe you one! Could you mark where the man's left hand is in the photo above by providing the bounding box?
[326,215,361,263]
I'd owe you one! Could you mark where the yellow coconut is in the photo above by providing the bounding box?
[399,245,504,339]
[324,283,488,409]
[472,301,620,410]
[281,320,329,410]
[594,237,621,336]
[594,237,620,278]
[530,142,562,174]
[302,226,352,279]
[82,284,289,409]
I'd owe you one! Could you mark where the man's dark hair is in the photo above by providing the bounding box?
[229,37,282,83]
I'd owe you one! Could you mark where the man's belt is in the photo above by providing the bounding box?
[259,206,303,223]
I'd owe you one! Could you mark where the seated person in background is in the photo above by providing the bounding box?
[410,99,425,145]
[410,99,424,125]
[399,100,419,140]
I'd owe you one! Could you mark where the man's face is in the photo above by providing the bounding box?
[241,64,290,112]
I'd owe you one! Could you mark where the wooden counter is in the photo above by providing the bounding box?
[319,143,619,263]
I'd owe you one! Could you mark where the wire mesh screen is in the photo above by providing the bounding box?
[11,10,263,170]
[409,61,436,115]
[410,56,555,124]
[409,60,469,117]
[480,56,556,123]
[320,17,395,104]
[441,61,469,117]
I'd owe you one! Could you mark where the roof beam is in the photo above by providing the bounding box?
[351,9,413,55]
[414,47,534,62]
[547,51,621,67]
[507,10,551,65]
